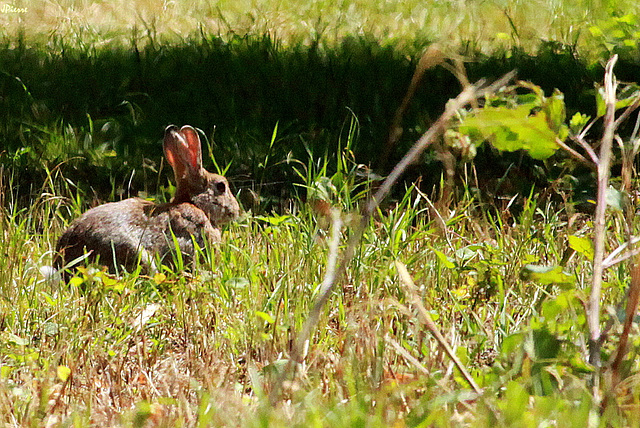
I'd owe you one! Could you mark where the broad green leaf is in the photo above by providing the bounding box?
[520,264,575,286]
[256,214,294,226]
[531,327,561,360]
[458,103,562,160]
[455,245,481,261]
[544,90,566,132]
[69,276,84,287]
[569,354,595,373]
[503,381,529,424]
[596,84,640,117]
[501,333,524,356]
[568,235,594,260]
[596,86,606,117]
[616,14,637,25]
[606,186,625,212]
[589,26,604,37]
[0,366,12,378]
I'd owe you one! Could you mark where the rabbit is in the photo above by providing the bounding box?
[55,125,240,275]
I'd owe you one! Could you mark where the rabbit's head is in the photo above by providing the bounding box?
[164,125,240,225]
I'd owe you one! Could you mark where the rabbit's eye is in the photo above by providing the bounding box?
[215,181,227,194]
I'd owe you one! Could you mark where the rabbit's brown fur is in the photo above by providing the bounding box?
[55,125,239,274]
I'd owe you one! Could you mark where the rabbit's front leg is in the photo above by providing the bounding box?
[168,203,220,254]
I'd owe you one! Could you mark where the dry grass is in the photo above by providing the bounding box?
[2,0,639,55]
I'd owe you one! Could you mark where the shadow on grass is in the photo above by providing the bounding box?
[0,33,632,207]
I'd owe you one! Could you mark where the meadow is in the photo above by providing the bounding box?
[2,0,640,426]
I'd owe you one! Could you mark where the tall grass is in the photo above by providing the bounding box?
[3,0,640,54]
[2,119,640,424]
[3,0,640,425]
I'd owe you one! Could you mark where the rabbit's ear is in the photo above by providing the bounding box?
[164,125,188,180]
[179,125,203,173]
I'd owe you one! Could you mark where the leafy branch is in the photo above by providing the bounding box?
[456,55,640,403]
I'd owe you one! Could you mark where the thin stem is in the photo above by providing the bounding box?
[588,55,618,373]
[396,261,482,394]
[556,137,595,168]
[571,132,600,165]
[611,261,640,388]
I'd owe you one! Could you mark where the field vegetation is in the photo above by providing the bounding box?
[2,0,640,426]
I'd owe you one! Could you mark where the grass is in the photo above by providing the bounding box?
[3,0,640,55]
[0,165,582,426]
[3,117,640,425]
[3,0,640,426]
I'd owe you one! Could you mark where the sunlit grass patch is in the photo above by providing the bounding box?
[2,0,639,55]
[0,155,599,424]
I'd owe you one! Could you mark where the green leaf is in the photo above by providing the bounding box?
[617,14,637,25]
[57,365,71,382]
[0,366,12,378]
[531,327,561,360]
[606,186,625,212]
[596,84,640,117]
[7,333,29,346]
[226,277,250,289]
[458,103,562,160]
[503,381,529,424]
[501,333,525,356]
[589,25,604,37]
[596,86,606,117]
[568,235,594,260]
[255,311,275,324]
[153,272,167,285]
[544,90,566,132]
[69,276,84,287]
[255,214,294,226]
[432,248,455,269]
[569,112,591,134]
[455,245,481,261]
[569,354,595,373]
[520,264,575,286]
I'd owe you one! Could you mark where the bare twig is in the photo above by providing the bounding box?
[614,92,640,129]
[611,260,640,388]
[384,334,431,376]
[630,112,640,158]
[395,261,482,394]
[379,45,445,169]
[577,119,598,142]
[556,137,595,168]
[570,133,600,165]
[588,55,618,374]
[366,72,516,219]
[603,236,640,269]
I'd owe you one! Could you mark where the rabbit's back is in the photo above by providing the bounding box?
[55,198,218,272]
